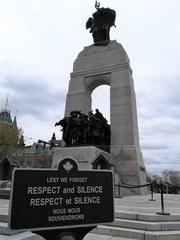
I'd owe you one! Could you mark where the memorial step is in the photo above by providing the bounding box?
[0,231,45,240]
[0,213,8,223]
[110,218,180,231]
[115,210,180,222]
[92,225,145,240]
[1,210,180,233]
[1,196,180,240]
[93,225,180,240]
[84,233,136,240]
[0,190,10,200]
[0,221,23,235]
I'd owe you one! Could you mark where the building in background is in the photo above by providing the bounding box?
[0,98,22,160]
[18,134,63,168]
[0,98,63,180]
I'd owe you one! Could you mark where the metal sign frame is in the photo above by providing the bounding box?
[8,161,114,232]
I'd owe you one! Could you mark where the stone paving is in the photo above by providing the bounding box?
[115,194,180,215]
[2,193,180,217]
[84,233,135,240]
[1,194,180,239]
[0,199,9,215]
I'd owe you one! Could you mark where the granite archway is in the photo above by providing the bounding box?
[64,41,147,194]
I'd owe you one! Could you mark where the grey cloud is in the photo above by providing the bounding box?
[153,150,179,163]
[137,76,180,118]
[143,148,180,174]
[136,75,180,175]
[147,163,180,176]
[139,117,180,137]
[144,157,162,165]
[141,143,169,150]
[0,74,65,121]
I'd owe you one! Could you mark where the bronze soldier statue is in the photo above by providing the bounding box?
[55,109,110,149]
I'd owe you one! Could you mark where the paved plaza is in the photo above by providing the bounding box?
[1,193,180,217]
[1,193,180,239]
[115,194,180,215]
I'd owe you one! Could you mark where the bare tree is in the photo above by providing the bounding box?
[162,169,180,188]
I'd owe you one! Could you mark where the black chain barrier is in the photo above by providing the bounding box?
[114,183,151,189]
[165,181,180,190]
[114,180,180,215]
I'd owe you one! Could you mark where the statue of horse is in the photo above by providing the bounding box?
[86,3,116,46]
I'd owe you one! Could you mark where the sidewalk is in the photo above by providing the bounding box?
[1,194,180,240]
[115,194,180,214]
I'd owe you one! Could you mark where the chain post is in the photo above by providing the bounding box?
[149,180,156,201]
[156,177,170,215]
[118,181,123,198]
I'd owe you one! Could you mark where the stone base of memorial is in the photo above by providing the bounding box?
[52,146,112,171]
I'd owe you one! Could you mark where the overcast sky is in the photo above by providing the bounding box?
[0,0,180,175]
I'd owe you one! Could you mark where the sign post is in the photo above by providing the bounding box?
[9,158,114,239]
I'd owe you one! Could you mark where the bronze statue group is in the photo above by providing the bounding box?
[55,109,110,147]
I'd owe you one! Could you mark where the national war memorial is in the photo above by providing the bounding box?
[53,1,147,195]
[4,2,180,240]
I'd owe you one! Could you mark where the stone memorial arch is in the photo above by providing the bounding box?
[64,40,147,191]
[53,3,147,194]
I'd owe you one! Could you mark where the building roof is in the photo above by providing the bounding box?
[0,109,12,125]
[22,143,54,155]
[0,156,21,167]
[0,97,17,128]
